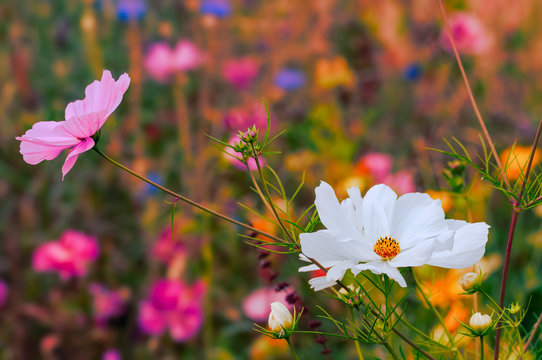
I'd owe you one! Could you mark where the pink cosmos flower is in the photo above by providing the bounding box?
[357,153,393,183]
[151,226,186,264]
[242,287,291,321]
[440,13,491,55]
[33,230,99,280]
[223,103,270,132]
[16,70,130,180]
[222,57,259,90]
[138,279,205,342]
[89,283,128,325]
[171,40,204,72]
[0,280,8,308]
[144,43,173,82]
[223,135,265,171]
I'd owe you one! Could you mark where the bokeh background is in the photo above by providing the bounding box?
[1,0,542,359]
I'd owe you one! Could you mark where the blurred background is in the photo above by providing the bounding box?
[1,0,542,358]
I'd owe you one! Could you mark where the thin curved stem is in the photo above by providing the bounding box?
[383,340,400,360]
[412,269,463,360]
[523,312,542,353]
[286,337,300,360]
[350,308,364,360]
[252,145,296,243]
[93,147,284,243]
[436,0,511,193]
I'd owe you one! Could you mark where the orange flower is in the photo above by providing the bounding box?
[315,57,355,90]
[427,190,453,213]
[499,146,541,181]
[444,302,469,333]
[250,335,288,360]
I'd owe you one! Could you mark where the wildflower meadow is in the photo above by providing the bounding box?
[2,0,542,359]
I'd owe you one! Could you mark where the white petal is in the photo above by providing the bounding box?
[326,260,358,282]
[389,237,436,267]
[362,184,397,244]
[392,192,449,250]
[427,222,489,269]
[314,181,360,240]
[300,230,378,264]
[351,261,407,287]
[308,276,337,291]
[346,187,363,225]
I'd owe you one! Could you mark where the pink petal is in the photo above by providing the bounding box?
[16,121,79,165]
[168,306,203,342]
[64,70,130,137]
[61,137,95,180]
[138,301,167,335]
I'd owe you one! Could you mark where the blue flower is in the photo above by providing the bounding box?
[273,68,306,91]
[200,0,232,18]
[117,0,146,22]
[403,63,422,82]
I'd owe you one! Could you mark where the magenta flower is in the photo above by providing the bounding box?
[151,226,186,264]
[440,13,491,55]
[223,103,270,132]
[171,40,204,72]
[102,349,122,360]
[138,279,205,342]
[242,287,291,321]
[89,283,128,325]
[0,280,8,308]
[33,230,99,280]
[222,57,259,90]
[16,70,130,179]
[144,43,173,82]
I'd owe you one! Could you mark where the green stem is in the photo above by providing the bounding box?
[480,336,484,360]
[93,147,284,243]
[252,144,296,243]
[286,337,300,360]
[479,288,503,312]
[383,340,400,360]
[350,308,364,360]
[412,269,463,360]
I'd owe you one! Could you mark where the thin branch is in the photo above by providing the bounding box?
[523,312,542,353]
[436,0,511,193]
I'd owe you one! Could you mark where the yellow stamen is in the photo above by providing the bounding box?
[374,236,400,260]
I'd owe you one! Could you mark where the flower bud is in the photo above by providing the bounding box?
[459,272,478,291]
[469,312,492,332]
[268,302,293,334]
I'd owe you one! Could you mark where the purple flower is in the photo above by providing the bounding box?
[117,0,146,22]
[199,0,232,18]
[102,349,122,360]
[273,68,306,91]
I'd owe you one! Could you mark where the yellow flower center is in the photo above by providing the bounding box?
[373,236,401,260]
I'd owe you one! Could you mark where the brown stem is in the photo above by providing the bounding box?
[494,118,542,358]
[436,0,511,193]
[523,312,542,353]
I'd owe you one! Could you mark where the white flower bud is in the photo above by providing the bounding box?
[268,302,293,333]
[458,272,479,291]
[469,312,492,332]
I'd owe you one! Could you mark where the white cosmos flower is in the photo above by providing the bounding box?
[299,182,489,289]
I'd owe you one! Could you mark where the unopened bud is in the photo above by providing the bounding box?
[469,312,492,332]
[268,302,293,335]
[459,272,478,291]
